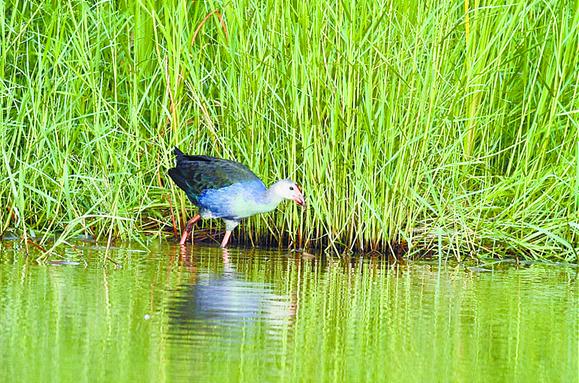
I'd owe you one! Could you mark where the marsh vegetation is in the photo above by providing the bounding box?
[1,1,577,260]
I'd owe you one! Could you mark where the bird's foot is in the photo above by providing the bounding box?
[179,215,202,245]
[179,232,190,245]
[179,228,193,245]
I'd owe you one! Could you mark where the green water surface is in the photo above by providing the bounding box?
[0,243,576,382]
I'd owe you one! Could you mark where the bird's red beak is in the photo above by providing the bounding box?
[293,185,305,207]
[293,195,305,207]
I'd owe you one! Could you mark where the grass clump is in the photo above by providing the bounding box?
[0,0,577,260]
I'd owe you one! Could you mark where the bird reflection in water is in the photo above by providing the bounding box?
[167,247,297,338]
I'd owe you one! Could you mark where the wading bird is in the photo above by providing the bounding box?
[168,147,305,248]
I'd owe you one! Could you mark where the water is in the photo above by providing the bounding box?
[0,243,576,382]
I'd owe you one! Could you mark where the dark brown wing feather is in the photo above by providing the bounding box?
[168,147,262,205]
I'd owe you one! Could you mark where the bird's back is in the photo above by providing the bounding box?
[168,147,264,207]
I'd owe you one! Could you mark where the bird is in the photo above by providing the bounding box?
[168,147,305,248]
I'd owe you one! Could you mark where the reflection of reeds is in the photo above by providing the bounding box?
[0,1,577,259]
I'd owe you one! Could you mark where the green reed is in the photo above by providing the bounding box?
[0,0,577,259]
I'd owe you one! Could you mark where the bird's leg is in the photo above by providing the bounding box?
[220,219,239,248]
[220,230,232,248]
[180,214,201,245]
[221,248,230,263]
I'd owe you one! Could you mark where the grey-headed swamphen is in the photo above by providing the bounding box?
[168,147,305,247]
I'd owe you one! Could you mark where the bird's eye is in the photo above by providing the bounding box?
[289,186,294,191]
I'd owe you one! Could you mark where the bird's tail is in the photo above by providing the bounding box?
[168,167,191,193]
[168,147,201,204]
[173,146,186,163]
[169,147,190,192]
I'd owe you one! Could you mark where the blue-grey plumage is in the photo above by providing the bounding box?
[168,147,305,247]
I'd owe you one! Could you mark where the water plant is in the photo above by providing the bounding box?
[1,0,577,260]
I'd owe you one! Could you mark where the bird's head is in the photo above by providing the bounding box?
[271,179,305,207]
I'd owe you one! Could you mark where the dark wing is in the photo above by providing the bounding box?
[168,147,262,204]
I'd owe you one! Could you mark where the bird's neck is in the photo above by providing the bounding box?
[255,187,284,212]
